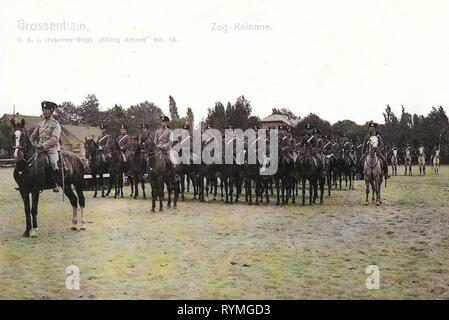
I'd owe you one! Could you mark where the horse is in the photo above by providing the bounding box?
[363,136,383,206]
[432,149,440,175]
[390,149,398,176]
[84,137,109,198]
[130,136,148,199]
[144,137,178,211]
[11,118,86,237]
[417,146,426,175]
[296,144,323,205]
[404,148,413,176]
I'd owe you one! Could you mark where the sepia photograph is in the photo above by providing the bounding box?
[0,0,448,310]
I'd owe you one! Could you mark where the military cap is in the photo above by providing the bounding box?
[41,100,58,111]
[120,124,128,130]
[141,123,149,129]
[100,123,107,130]
[160,115,170,122]
[313,128,321,134]
[183,124,191,130]
[305,123,311,130]
[369,122,378,129]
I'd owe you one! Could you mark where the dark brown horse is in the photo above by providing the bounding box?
[11,118,86,237]
[84,137,108,198]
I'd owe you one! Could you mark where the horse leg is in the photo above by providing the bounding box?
[74,184,86,230]
[151,186,156,212]
[120,174,124,198]
[93,173,98,198]
[213,178,217,201]
[301,178,306,206]
[377,180,382,205]
[20,191,32,237]
[275,178,280,205]
[133,173,139,199]
[180,175,185,202]
[229,178,234,204]
[64,186,79,230]
[319,177,324,204]
[365,179,369,205]
[158,181,164,211]
[167,181,172,208]
[309,179,313,205]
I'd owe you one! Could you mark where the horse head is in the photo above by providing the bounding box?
[368,136,379,154]
[10,118,32,162]
[84,137,98,161]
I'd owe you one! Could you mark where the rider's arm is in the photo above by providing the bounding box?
[30,125,39,145]
[161,130,172,151]
[43,122,61,149]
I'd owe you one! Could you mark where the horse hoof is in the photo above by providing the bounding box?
[174,205,177,209]
[143,196,147,200]
[151,208,155,212]
[159,208,163,212]
[30,228,38,237]
[23,230,31,237]
[102,195,105,198]
[93,194,97,198]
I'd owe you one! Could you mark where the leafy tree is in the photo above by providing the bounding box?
[0,123,13,158]
[169,95,179,120]
[127,101,163,134]
[185,107,194,128]
[78,94,102,127]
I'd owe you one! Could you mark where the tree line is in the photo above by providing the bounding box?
[1,95,448,163]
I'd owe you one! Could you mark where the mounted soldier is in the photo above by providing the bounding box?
[359,122,390,179]
[97,123,112,163]
[29,101,61,192]
[117,124,132,163]
[154,115,178,177]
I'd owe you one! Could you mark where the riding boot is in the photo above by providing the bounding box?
[52,169,60,192]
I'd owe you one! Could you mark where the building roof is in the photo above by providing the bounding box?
[61,124,102,144]
[0,113,43,129]
[261,114,300,127]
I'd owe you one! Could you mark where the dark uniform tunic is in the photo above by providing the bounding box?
[117,134,132,161]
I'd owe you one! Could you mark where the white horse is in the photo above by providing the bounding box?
[417,146,426,175]
[404,147,413,176]
[364,136,383,206]
[433,149,440,175]
[391,148,398,176]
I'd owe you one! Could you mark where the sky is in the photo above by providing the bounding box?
[1,0,449,125]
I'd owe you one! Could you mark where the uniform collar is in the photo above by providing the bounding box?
[44,115,53,122]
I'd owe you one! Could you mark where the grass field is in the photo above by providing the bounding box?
[1,166,448,299]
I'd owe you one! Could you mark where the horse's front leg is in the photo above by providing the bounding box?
[167,182,172,208]
[365,179,369,205]
[20,190,32,237]
[100,173,105,197]
[30,190,40,236]
[92,173,98,198]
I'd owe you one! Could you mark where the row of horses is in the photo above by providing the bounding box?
[83,133,376,211]
[389,146,441,176]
